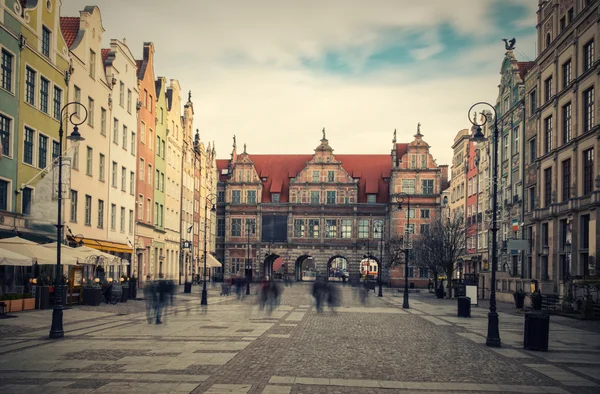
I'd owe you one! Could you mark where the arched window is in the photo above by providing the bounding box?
[545,33,551,49]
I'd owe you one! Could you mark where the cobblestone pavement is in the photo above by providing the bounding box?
[0,283,599,393]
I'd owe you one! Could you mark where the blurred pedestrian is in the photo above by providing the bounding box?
[312,277,326,312]
[155,274,169,324]
[143,275,155,324]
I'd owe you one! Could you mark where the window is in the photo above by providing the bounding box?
[0,115,10,157]
[544,116,553,154]
[544,76,553,102]
[111,162,117,187]
[341,219,352,239]
[98,153,105,182]
[120,207,125,232]
[69,190,77,222]
[127,89,132,113]
[154,203,158,226]
[131,132,136,154]
[84,195,92,225]
[529,89,537,116]
[562,103,572,143]
[410,154,416,168]
[109,203,116,230]
[217,191,225,202]
[420,224,430,234]
[37,134,47,169]
[156,135,160,153]
[326,191,336,204]
[560,15,566,32]
[73,86,81,116]
[121,167,126,191]
[72,146,79,170]
[312,170,319,182]
[129,209,134,233]
[247,190,256,204]
[155,169,159,190]
[113,118,118,145]
[529,186,536,211]
[161,140,165,159]
[562,159,571,202]
[327,171,335,182]
[42,26,50,57]
[146,198,151,222]
[231,218,242,236]
[40,77,49,113]
[245,218,256,236]
[140,122,145,144]
[309,219,320,238]
[421,179,434,195]
[503,134,508,160]
[513,126,520,155]
[529,138,536,163]
[137,194,143,220]
[405,209,415,219]
[272,193,280,203]
[326,219,337,238]
[21,187,32,215]
[293,219,305,237]
[583,87,595,133]
[544,167,552,207]
[421,154,426,168]
[583,39,594,72]
[402,179,415,194]
[139,158,144,180]
[217,218,225,237]
[421,209,430,219]
[148,164,152,185]
[25,67,35,105]
[310,191,320,204]
[232,190,241,204]
[373,220,383,238]
[1,49,13,92]
[51,140,59,161]
[160,173,164,192]
[149,130,153,150]
[119,81,124,106]
[89,50,96,78]
[129,171,135,194]
[53,86,61,120]
[87,97,94,126]
[567,7,573,24]
[367,194,376,204]
[545,33,551,49]
[358,219,369,238]
[562,60,571,88]
[583,148,594,195]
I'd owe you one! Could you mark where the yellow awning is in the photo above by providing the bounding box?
[82,238,133,254]
[203,253,222,269]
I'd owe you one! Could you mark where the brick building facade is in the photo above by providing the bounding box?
[215,128,448,285]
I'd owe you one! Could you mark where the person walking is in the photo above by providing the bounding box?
[143,275,155,324]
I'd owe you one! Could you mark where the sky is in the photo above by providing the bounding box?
[60,0,537,166]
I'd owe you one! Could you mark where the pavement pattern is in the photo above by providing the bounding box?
[0,283,599,393]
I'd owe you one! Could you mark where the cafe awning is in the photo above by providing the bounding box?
[204,253,222,269]
[81,238,133,254]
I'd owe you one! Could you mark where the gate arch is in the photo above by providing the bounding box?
[295,255,316,281]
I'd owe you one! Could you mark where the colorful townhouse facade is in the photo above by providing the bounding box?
[152,76,167,278]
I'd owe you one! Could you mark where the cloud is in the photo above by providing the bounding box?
[59,0,537,168]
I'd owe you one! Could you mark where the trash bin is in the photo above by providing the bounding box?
[457,296,471,318]
[184,282,192,293]
[436,288,444,299]
[523,312,550,351]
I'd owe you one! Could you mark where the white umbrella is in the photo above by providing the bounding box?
[0,236,55,265]
[0,248,33,266]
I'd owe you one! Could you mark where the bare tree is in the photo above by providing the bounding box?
[412,213,466,298]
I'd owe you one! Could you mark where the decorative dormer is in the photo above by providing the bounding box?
[311,128,338,164]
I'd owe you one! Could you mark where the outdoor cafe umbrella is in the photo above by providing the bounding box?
[0,248,33,266]
[0,236,56,265]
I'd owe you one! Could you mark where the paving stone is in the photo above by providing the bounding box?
[262,385,292,394]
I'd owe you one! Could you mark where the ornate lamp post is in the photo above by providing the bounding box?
[50,102,87,339]
[246,219,255,295]
[396,192,411,309]
[374,221,384,297]
[468,102,501,347]
[200,194,217,306]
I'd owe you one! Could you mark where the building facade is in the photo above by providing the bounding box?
[103,37,138,266]
[216,129,447,285]
[60,7,112,252]
[165,79,183,281]
[134,42,156,282]
[179,93,195,283]
[152,76,167,277]
[529,0,599,296]
[0,0,21,230]
[13,0,69,241]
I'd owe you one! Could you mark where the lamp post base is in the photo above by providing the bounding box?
[246,282,250,295]
[49,303,64,339]
[378,283,383,297]
[486,311,501,347]
[402,291,410,309]
[201,289,208,306]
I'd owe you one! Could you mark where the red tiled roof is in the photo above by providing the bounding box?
[60,17,80,48]
[396,143,408,166]
[101,48,110,65]
[517,61,535,80]
[218,153,394,203]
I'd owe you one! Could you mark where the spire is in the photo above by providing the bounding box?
[232,134,236,149]
[194,128,200,149]
[393,128,397,144]
[321,127,326,141]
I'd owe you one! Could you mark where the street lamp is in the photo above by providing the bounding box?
[50,102,87,339]
[246,219,255,295]
[396,192,411,309]
[201,194,217,306]
[468,102,501,347]
[374,221,384,297]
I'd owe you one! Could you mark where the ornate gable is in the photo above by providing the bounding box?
[398,124,437,170]
[231,144,260,184]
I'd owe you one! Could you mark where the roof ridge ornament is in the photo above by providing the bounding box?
[243,143,247,154]
[393,129,397,144]
[502,38,516,51]
[322,127,326,141]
